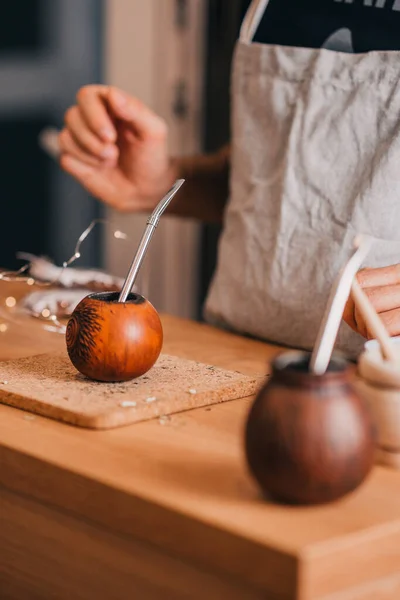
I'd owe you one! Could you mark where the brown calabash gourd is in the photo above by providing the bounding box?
[66,291,163,382]
[65,181,185,383]
[245,352,376,505]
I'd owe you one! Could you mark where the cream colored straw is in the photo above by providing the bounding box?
[310,235,373,375]
[351,279,397,363]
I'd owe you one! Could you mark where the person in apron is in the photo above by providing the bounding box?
[58,0,400,358]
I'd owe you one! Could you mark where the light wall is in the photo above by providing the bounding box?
[104,0,206,318]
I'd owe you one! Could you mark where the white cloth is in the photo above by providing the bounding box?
[205,0,400,358]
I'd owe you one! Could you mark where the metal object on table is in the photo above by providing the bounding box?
[118,179,185,303]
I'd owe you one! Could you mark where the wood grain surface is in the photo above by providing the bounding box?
[2,283,400,599]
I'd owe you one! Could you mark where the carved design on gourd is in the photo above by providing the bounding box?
[66,303,103,365]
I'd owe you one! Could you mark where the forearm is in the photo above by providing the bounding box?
[166,145,230,224]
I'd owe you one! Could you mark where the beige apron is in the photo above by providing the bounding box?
[205,0,400,358]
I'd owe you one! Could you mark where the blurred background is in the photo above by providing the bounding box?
[0,0,250,320]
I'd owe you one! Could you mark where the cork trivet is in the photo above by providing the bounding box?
[0,352,265,430]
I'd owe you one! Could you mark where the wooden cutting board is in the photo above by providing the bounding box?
[0,352,265,430]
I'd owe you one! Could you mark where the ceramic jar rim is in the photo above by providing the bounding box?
[272,351,352,387]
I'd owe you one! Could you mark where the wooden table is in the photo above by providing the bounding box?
[1,283,400,600]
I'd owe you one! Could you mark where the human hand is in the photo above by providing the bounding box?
[343,265,400,338]
[59,85,176,212]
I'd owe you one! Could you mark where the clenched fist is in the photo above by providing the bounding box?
[344,264,400,339]
[59,85,176,212]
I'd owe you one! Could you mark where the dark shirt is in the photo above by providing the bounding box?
[247,0,400,52]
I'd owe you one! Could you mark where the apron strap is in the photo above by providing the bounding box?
[239,0,271,44]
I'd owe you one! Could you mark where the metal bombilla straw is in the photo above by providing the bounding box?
[118,179,185,303]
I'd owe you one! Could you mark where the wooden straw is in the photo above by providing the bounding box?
[351,279,397,363]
